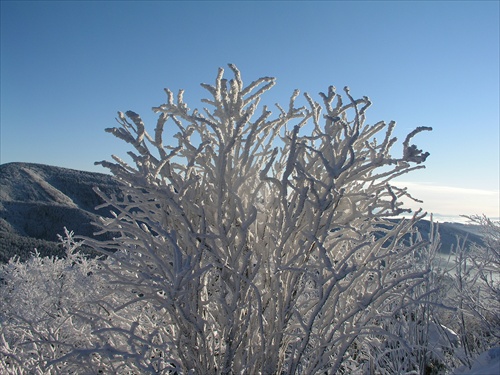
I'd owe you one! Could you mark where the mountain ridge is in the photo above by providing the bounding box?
[0,162,485,263]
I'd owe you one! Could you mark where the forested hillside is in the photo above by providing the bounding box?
[0,162,122,262]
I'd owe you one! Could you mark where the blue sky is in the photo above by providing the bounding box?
[1,1,499,222]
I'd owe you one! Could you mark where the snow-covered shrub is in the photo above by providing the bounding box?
[0,229,106,373]
[0,229,165,374]
[434,215,500,371]
[62,65,437,374]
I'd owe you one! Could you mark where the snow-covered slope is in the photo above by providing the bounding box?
[0,162,122,262]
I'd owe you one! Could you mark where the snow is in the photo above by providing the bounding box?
[454,347,500,375]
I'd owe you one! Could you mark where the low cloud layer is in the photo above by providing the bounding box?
[395,182,499,223]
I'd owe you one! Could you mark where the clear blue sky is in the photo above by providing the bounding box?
[1,1,499,222]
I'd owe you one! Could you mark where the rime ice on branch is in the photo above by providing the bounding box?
[88,65,434,373]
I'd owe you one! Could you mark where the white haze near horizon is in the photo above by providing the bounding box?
[395,181,499,223]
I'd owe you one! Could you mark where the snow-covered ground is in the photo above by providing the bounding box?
[454,347,500,375]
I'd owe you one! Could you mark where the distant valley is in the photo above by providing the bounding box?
[0,162,485,263]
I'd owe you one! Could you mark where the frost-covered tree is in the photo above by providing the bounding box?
[1,65,442,374]
[71,65,435,374]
